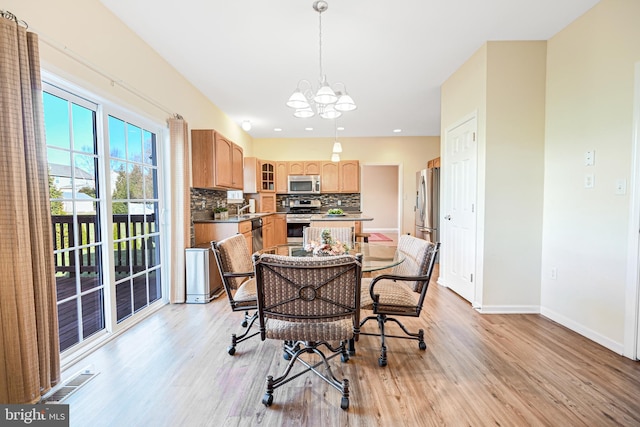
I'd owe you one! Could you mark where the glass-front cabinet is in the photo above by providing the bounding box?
[260,161,275,192]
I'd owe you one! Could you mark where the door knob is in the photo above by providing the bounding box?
[444,215,452,221]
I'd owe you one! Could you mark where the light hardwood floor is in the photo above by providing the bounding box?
[62,268,640,426]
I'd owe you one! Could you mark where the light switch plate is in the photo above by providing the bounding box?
[616,179,627,195]
[585,174,595,188]
[585,150,595,166]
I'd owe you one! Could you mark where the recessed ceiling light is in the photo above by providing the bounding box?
[337,126,345,131]
[393,129,402,133]
[305,127,314,131]
[274,128,282,132]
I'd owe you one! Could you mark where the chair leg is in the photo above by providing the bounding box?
[359,314,427,366]
[377,315,388,367]
[228,311,259,356]
[262,341,351,410]
[385,317,426,350]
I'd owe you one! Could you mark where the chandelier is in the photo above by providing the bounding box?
[286,1,356,119]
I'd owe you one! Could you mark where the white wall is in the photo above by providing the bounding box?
[541,0,640,353]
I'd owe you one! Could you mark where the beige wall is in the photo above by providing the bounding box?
[5,0,252,151]
[541,0,640,350]
[442,0,640,354]
[253,136,440,234]
[484,41,547,308]
[441,41,546,310]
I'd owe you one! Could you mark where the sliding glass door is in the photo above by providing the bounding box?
[44,81,166,355]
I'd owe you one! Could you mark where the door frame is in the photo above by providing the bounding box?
[624,61,640,360]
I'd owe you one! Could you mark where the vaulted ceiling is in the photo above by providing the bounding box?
[101,0,600,138]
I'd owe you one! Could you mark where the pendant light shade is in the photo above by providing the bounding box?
[287,89,310,109]
[332,141,343,153]
[314,78,338,105]
[320,104,341,119]
[294,107,315,118]
[335,93,356,112]
[331,152,340,162]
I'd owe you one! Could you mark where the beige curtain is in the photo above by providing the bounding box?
[168,118,191,303]
[0,13,60,403]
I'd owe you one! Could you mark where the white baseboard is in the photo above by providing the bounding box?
[477,305,540,314]
[362,228,399,234]
[540,307,624,355]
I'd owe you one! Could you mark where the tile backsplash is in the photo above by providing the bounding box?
[189,188,361,246]
[275,193,361,211]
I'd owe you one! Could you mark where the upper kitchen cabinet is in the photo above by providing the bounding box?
[288,161,304,175]
[289,161,320,175]
[260,161,275,192]
[275,162,288,193]
[304,161,321,175]
[191,129,244,190]
[320,161,340,193]
[244,158,275,193]
[340,160,360,193]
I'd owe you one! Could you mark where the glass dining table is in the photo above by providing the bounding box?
[256,242,404,273]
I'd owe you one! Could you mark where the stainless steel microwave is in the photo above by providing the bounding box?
[287,175,321,194]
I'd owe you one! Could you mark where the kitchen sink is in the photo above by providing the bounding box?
[237,213,262,220]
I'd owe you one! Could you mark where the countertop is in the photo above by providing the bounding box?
[192,212,273,224]
[193,210,367,224]
[310,214,373,221]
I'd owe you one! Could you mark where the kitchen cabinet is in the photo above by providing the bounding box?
[289,161,304,175]
[194,220,253,253]
[320,162,340,193]
[244,158,275,193]
[275,162,289,193]
[289,161,320,175]
[427,157,441,168]
[192,129,244,190]
[340,160,360,193]
[260,161,275,192]
[262,215,274,249]
[304,161,321,175]
[273,214,287,245]
[249,193,276,213]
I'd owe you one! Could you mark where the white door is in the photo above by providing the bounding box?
[441,116,478,303]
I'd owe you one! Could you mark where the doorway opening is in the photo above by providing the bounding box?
[360,164,401,244]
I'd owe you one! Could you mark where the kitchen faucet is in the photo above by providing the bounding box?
[237,203,251,217]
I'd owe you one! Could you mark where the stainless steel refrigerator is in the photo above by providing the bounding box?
[415,168,440,243]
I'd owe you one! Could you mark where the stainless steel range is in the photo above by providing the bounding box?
[286,200,321,242]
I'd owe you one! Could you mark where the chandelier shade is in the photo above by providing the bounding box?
[286,1,356,119]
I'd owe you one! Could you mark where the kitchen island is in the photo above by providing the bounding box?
[309,213,373,225]
[309,213,373,235]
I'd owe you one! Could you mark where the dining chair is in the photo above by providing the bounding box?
[302,226,355,248]
[252,252,363,410]
[359,235,440,367]
[210,234,259,355]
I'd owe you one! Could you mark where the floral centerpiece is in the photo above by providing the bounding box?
[305,229,350,256]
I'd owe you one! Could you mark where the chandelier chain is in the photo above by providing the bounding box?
[318,10,323,81]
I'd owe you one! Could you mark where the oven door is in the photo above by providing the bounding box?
[286,221,309,243]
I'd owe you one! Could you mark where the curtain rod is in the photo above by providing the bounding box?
[1,9,28,28]
[35,26,182,120]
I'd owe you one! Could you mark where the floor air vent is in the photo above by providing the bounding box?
[42,367,99,403]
